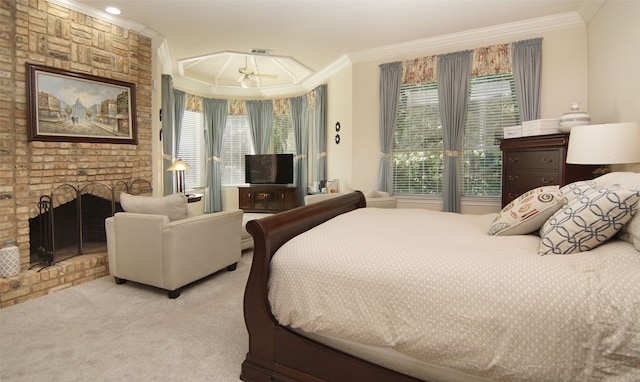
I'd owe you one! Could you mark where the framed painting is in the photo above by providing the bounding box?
[26,63,137,144]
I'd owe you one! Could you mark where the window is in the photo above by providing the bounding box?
[177,110,204,190]
[178,96,318,189]
[392,83,443,195]
[392,74,519,198]
[463,73,519,197]
[220,115,254,186]
[273,114,295,154]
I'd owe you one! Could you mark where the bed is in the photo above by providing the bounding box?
[241,174,640,382]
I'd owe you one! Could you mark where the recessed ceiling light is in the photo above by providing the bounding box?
[105,6,121,15]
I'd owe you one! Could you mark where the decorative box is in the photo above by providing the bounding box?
[521,119,561,136]
[503,125,522,139]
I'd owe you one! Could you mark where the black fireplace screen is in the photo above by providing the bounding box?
[29,179,151,269]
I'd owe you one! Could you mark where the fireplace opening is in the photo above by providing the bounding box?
[28,179,150,269]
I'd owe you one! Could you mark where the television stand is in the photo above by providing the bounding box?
[238,185,298,213]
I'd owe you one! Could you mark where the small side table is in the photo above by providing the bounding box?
[186,193,203,203]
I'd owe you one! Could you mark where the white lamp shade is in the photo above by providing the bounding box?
[566,122,640,165]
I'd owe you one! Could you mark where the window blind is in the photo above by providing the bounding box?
[463,73,519,197]
[177,110,204,190]
[392,83,443,195]
[220,115,254,186]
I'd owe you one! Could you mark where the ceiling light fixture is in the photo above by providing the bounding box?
[105,6,121,15]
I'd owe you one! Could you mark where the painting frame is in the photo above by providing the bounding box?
[26,63,138,145]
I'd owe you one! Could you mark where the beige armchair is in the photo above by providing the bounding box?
[105,208,243,298]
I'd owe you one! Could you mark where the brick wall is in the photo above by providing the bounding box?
[0,0,153,270]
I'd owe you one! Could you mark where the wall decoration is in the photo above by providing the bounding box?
[26,63,138,144]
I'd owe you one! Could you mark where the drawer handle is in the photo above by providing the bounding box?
[508,175,519,181]
[541,177,555,184]
[508,157,519,163]
[541,157,554,163]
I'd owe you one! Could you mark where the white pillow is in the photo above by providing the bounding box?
[538,185,640,255]
[488,185,564,236]
[591,172,640,190]
[590,172,640,251]
[120,192,193,221]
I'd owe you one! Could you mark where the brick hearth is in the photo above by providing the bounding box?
[0,252,109,308]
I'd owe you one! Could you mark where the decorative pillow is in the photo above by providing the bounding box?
[120,192,193,221]
[488,186,564,236]
[591,172,640,190]
[538,185,640,255]
[590,172,640,250]
[366,190,381,198]
[560,180,596,204]
[619,217,640,251]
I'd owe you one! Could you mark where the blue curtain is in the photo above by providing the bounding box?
[203,98,228,213]
[161,75,175,195]
[173,89,186,159]
[377,62,402,193]
[437,51,473,213]
[512,38,543,122]
[315,85,328,182]
[246,100,273,154]
[290,96,308,206]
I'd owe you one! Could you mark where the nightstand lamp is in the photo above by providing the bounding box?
[566,122,640,176]
[167,159,191,193]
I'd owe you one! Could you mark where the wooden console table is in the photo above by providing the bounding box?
[238,185,298,213]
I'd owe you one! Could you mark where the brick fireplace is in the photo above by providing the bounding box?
[0,1,154,307]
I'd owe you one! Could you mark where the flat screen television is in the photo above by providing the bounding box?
[245,154,294,185]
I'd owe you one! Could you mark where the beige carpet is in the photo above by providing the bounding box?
[0,251,253,382]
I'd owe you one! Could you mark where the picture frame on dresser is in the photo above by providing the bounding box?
[500,133,599,207]
[26,63,138,145]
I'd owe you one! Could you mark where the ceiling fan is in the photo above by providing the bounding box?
[237,56,278,88]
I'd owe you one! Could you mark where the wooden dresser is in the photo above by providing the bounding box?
[238,185,298,213]
[500,133,598,207]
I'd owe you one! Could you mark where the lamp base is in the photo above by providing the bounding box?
[592,166,610,178]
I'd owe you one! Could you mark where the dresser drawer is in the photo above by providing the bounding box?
[504,168,560,190]
[503,149,560,170]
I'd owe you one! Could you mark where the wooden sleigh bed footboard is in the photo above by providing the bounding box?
[241,191,424,382]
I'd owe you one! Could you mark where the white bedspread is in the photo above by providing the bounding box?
[268,208,640,382]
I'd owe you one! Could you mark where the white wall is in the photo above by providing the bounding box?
[341,24,589,213]
[326,66,354,191]
[587,1,640,173]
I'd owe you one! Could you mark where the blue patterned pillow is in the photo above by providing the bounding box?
[538,185,640,255]
[559,180,596,204]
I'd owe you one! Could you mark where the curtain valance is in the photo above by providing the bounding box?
[402,43,513,84]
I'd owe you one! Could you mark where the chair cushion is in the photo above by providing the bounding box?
[120,192,193,221]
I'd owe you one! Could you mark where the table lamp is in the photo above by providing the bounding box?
[167,159,191,193]
[566,122,640,176]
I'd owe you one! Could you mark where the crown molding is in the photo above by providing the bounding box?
[348,11,585,64]
[158,40,173,75]
[578,0,606,23]
[302,54,352,88]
